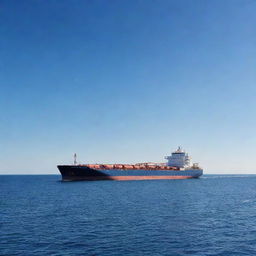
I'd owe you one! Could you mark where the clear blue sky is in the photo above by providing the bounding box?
[1,0,256,174]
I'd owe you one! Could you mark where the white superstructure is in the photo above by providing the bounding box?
[165,147,191,168]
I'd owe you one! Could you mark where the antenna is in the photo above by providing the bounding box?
[74,153,77,165]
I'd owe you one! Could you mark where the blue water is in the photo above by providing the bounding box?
[1,175,256,256]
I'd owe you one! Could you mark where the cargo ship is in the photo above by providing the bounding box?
[57,147,203,181]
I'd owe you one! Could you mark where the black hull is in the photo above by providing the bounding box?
[58,165,203,181]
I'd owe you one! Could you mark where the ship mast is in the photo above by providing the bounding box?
[74,153,77,165]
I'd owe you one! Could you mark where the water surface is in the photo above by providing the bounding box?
[1,175,256,255]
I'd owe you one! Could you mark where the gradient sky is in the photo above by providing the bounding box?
[1,0,256,174]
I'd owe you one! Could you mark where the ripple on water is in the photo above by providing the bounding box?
[1,175,256,255]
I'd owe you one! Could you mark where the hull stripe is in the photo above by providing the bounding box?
[63,175,194,181]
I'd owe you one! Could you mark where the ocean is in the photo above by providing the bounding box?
[1,175,256,256]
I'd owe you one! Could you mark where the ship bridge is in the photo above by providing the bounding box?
[165,147,191,168]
